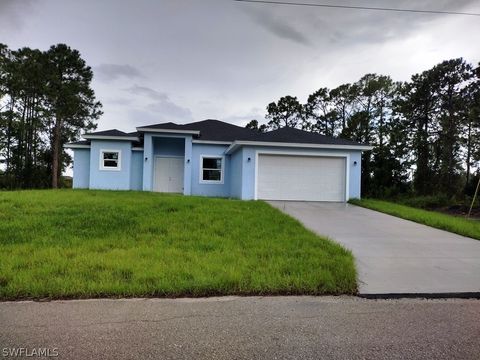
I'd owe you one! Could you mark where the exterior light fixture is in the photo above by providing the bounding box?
[353,161,358,166]
[247,157,251,162]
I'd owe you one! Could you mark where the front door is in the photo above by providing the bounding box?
[154,156,184,193]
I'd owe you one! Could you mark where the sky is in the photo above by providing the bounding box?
[1,0,480,133]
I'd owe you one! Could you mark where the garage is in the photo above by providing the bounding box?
[256,154,347,202]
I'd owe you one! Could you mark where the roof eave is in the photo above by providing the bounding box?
[64,144,91,149]
[82,135,140,141]
[225,141,373,154]
[136,127,200,135]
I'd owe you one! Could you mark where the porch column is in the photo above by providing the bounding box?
[183,135,192,195]
[142,133,153,191]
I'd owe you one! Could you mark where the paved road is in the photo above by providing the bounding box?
[1,296,479,360]
[269,201,480,294]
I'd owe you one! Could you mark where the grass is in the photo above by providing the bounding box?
[349,198,480,240]
[0,190,356,300]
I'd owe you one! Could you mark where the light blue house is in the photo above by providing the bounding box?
[65,120,372,201]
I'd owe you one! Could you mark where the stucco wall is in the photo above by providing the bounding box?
[130,150,144,190]
[230,149,243,199]
[190,143,230,197]
[89,140,132,190]
[143,134,191,192]
[72,149,90,189]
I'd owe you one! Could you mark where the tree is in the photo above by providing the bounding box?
[245,119,267,132]
[433,58,473,194]
[44,44,102,188]
[305,88,338,136]
[0,43,102,189]
[329,83,356,135]
[265,96,303,130]
[463,68,480,189]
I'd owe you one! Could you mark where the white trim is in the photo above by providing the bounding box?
[64,144,90,149]
[83,135,139,141]
[99,149,122,171]
[199,155,225,184]
[192,140,232,145]
[226,140,373,154]
[136,127,200,135]
[254,150,350,202]
[132,147,144,151]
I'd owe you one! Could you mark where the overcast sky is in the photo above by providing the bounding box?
[1,0,480,132]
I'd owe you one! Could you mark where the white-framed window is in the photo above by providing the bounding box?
[200,155,224,184]
[99,149,121,171]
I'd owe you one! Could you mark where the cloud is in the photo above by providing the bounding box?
[125,85,193,122]
[242,7,311,45]
[94,64,143,82]
[0,0,36,31]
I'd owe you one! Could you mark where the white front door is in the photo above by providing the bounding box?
[154,157,184,193]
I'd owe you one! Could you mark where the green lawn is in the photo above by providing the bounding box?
[0,190,356,300]
[350,198,480,240]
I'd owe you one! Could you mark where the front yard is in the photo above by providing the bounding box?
[0,190,356,300]
[350,198,480,240]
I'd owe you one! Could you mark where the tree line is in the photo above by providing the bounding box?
[247,58,480,199]
[0,43,102,189]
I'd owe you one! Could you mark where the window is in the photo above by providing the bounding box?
[100,150,121,171]
[200,156,224,183]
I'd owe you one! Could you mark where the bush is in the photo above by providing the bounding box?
[399,195,452,209]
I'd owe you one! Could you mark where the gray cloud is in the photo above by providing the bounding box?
[0,0,36,31]
[242,7,311,45]
[125,85,193,122]
[2,0,479,132]
[94,64,143,82]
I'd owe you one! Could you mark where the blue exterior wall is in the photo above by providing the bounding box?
[349,151,362,198]
[153,137,184,156]
[142,134,153,191]
[184,137,193,195]
[190,143,231,197]
[89,140,132,190]
[143,134,190,192]
[230,149,243,199]
[71,134,364,200]
[130,150,144,190]
[237,146,363,200]
[72,149,90,189]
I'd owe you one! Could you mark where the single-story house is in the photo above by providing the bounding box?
[65,119,372,201]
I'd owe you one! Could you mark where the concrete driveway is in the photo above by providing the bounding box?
[269,201,480,295]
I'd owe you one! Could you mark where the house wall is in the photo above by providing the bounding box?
[230,149,243,199]
[89,140,132,190]
[190,143,231,197]
[153,137,185,156]
[238,146,363,200]
[130,150,144,190]
[72,149,90,189]
[142,134,191,193]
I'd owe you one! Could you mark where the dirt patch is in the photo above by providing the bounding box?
[433,205,480,220]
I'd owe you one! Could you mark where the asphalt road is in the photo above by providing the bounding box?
[1,296,479,359]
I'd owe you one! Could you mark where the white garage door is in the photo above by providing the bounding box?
[257,154,346,202]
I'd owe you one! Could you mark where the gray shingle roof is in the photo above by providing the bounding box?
[255,127,365,146]
[84,129,133,137]
[78,120,367,147]
[137,119,367,146]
